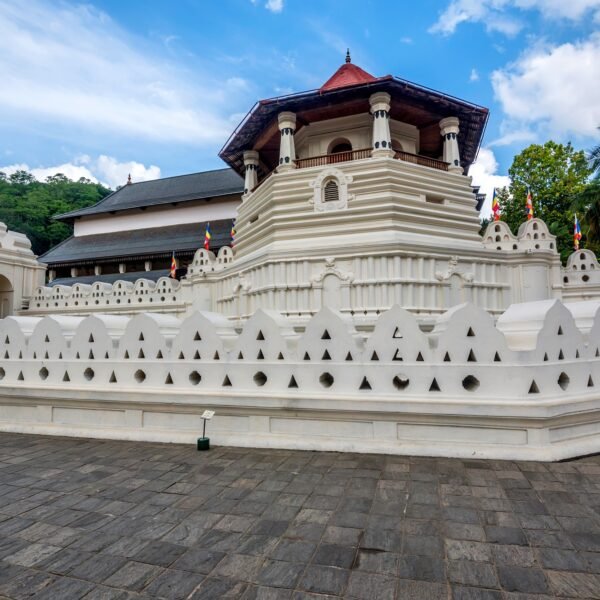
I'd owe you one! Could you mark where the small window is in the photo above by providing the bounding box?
[330,142,352,154]
[324,180,339,203]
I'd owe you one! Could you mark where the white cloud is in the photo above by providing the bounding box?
[469,68,479,82]
[468,148,511,219]
[265,0,284,12]
[0,156,160,189]
[429,0,600,35]
[491,34,600,140]
[0,1,234,144]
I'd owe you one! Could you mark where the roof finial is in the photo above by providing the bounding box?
[127,173,132,185]
[345,48,351,63]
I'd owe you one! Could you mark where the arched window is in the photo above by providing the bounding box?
[324,180,339,203]
[327,139,352,164]
[391,139,403,154]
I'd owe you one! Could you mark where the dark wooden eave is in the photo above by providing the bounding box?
[219,76,489,179]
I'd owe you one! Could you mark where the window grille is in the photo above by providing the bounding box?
[324,180,339,203]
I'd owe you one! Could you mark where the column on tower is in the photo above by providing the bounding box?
[277,112,296,171]
[369,92,394,158]
[243,150,259,196]
[439,117,463,174]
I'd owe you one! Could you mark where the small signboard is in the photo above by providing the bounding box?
[201,410,215,420]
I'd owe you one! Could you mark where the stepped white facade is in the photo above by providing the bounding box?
[1,55,599,459]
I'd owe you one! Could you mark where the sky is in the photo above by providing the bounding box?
[0,0,599,217]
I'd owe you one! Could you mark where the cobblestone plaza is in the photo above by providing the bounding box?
[1,433,600,599]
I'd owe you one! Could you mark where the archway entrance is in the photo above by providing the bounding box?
[0,275,14,318]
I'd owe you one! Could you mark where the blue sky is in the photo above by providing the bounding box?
[0,0,599,215]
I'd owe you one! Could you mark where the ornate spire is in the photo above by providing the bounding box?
[127,173,132,185]
[345,48,351,63]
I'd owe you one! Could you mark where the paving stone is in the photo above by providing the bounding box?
[447,559,499,588]
[398,555,446,582]
[322,525,361,545]
[396,579,448,600]
[0,568,56,599]
[69,554,127,583]
[242,585,293,599]
[143,568,204,599]
[546,570,600,598]
[269,539,316,563]
[345,571,396,599]
[2,542,62,567]
[298,564,349,596]
[451,586,503,599]
[360,528,402,552]
[102,560,163,591]
[496,565,549,593]
[189,576,248,599]
[404,534,444,557]
[353,550,399,575]
[238,535,280,557]
[256,559,304,588]
[444,522,486,541]
[484,526,527,545]
[536,546,588,571]
[212,553,264,581]
[29,576,95,600]
[490,544,536,567]
[445,539,492,562]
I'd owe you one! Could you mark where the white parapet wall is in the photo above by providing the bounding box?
[0,300,599,460]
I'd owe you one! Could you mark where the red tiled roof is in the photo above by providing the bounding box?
[320,61,377,92]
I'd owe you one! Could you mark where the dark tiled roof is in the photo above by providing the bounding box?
[57,168,243,220]
[40,220,232,266]
[48,270,171,286]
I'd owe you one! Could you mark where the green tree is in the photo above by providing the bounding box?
[0,171,111,255]
[573,132,600,254]
[499,141,591,262]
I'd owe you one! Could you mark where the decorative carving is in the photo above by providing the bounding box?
[435,256,474,283]
[309,168,353,212]
[311,257,354,284]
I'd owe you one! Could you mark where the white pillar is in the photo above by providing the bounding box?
[70,267,78,278]
[118,263,126,274]
[144,260,152,272]
[369,92,393,158]
[243,150,259,195]
[439,117,462,174]
[48,270,56,282]
[277,112,296,172]
[94,265,102,276]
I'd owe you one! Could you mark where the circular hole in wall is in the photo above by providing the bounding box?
[0,367,4,380]
[319,372,334,388]
[134,369,146,383]
[39,367,49,380]
[558,372,570,390]
[253,371,267,386]
[189,371,201,385]
[583,275,590,282]
[462,375,480,391]
[84,368,94,381]
[393,375,409,390]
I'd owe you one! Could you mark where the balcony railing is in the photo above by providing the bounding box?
[294,147,449,172]
[296,148,372,169]
[394,150,448,172]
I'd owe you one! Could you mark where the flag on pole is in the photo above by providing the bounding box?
[526,187,534,220]
[204,222,211,251]
[169,253,177,278]
[230,219,236,248]
[574,214,582,250]
[491,188,500,221]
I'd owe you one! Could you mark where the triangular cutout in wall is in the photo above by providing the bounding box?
[588,375,594,388]
[277,352,284,360]
[165,373,174,384]
[288,375,298,388]
[303,352,310,361]
[416,352,424,362]
[467,327,475,337]
[257,349,265,360]
[558,326,563,335]
[194,331,201,341]
[256,330,265,341]
[494,352,501,362]
[213,351,220,360]
[443,352,451,362]
[138,349,145,359]
[371,351,379,361]
[194,350,200,359]
[139,333,144,341]
[222,375,232,386]
[156,350,163,359]
[17,371,24,381]
[63,371,70,382]
[345,352,353,361]
[124,350,130,359]
[393,349,403,361]
[528,380,540,394]
[88,334,94,343]
[393,327,402,339]
[238,351,244,360]
[429,378,441,392]
[359,376,372,390]
[178,351,185,360]
[558,349,564,360]
[321,330,331,340]
[109,371,117,383]
[88,350,94,360]
[322,349,331,360]
[467,349,477,362]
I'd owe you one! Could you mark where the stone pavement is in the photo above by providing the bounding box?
[1,434,600,599]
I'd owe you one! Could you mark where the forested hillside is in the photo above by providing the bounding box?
[0,171,112,256]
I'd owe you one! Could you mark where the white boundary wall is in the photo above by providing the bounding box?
[1,300,599,460]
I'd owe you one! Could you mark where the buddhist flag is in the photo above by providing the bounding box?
[574,214,582,250]
[491,188,500,222]
[169,253,177,278]
[204,222,211,251]
[231,219,236,248]
[526,187,534,220]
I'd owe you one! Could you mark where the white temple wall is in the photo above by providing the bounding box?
[1,301,600,460]
[73,197,239,237]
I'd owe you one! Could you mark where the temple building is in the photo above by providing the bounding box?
[40,169,243,284]
[40,53,485,286]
